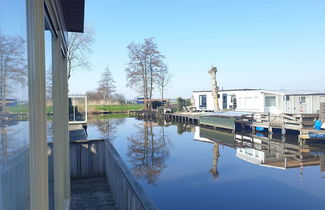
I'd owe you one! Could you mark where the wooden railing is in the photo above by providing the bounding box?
[253,112,318,131]
[69,139,157,210]
[70,139,105,178]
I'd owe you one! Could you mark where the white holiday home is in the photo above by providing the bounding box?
[192,89,325,114]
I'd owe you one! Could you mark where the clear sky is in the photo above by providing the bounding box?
[68,0,325,99]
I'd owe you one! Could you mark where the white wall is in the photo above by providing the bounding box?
[192,91,214,110]
[193,90,325,114]
[284,95,325,114]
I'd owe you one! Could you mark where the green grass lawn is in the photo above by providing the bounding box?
[88,104,144,112]
[6,106,29,113]
[6,104,143,114]
[6,106,53,114]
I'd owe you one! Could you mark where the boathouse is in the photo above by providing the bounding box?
[192,89,325,114]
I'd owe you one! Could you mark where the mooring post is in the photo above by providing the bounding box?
[252,126,256,134]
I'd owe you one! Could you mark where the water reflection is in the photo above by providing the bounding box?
[197,126,325,179]
[87,117,325,209]
[90,116,126,141]
[127,121,170,185]
[234,131,325,179]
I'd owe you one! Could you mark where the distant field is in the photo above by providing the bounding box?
[88,104,144,113]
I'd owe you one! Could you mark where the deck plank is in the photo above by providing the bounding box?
[71,177,116,210]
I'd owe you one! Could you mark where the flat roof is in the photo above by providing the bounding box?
[193,89,261,93]
[193,89,325,96]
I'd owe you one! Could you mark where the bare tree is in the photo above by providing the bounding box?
[156,65,172,100]
[125,42,149,108]
[144,38,165,108]
[86,90,102,102]
[46,66,52,100]
[97,66,116,101]
[0,30,27,112]
[112,93,126,104]
[67,26,94,79]
[125,38,167,109]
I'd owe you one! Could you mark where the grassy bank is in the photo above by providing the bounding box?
[6,106,29,113]
[88,104,144,113]
[89,113,130,120]
[6,106,53,114]
[6,104,143,114]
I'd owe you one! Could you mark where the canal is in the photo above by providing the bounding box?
[87,115,325,210]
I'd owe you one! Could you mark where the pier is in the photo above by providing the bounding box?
[164,111,325,141]
[165,111,252,132]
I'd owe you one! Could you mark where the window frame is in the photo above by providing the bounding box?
[199,94,207,109]
[27,1,70,210]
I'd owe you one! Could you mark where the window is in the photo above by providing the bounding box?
[69,96,87,123]
[199,95,207,108]
[0,1,30,209]
[232,96,237,109]
[285,95,290,101]
[265,96,276,107]
[223,94,227,109]
[299,96,306,104]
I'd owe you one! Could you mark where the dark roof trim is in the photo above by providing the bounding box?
[60,0,85,32]
[286,93,325,96]
[193,89,261,93]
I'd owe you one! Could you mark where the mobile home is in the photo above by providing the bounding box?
[192,89,325,114]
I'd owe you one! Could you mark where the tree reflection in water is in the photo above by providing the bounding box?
[91,117,126,142]
[209,143,220,178]
[176,122,193,135]
[127,121,170,185]
[0,120,21,164]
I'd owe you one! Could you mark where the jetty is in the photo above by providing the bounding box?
[164,111,325,142]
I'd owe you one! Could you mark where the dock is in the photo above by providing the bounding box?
[165,111,325,141]
[165,111,252,132]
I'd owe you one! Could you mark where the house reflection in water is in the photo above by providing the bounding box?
[194,126,325,179]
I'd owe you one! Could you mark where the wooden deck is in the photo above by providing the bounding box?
[164,112,200,124]
[165,111,252,132]
[71,177,116,210]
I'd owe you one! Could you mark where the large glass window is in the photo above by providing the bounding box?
[265,96,276,107]
[69,96,87,123]
[0,1,30,209]
[45,28,54,210]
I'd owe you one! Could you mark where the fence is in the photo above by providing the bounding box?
[70,139,157,210]
[105,140,157,210]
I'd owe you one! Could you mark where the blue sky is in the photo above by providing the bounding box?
[68,0,325,99]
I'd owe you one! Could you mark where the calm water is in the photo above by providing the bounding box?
[87,116,325,210]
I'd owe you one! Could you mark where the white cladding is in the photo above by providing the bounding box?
[192,89,325,114]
